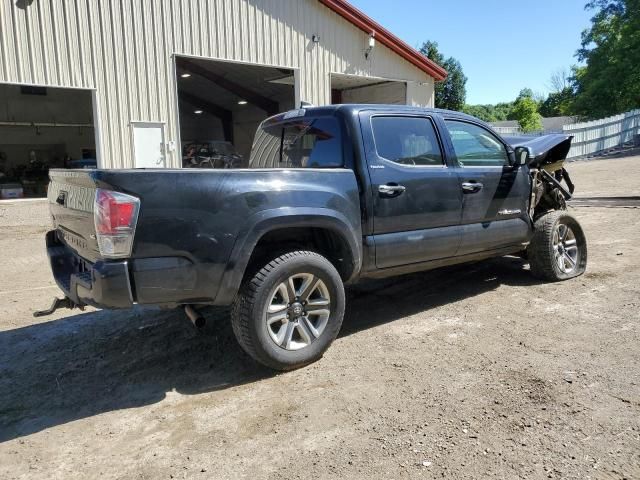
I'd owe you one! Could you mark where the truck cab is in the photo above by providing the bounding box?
[352,106,532,271]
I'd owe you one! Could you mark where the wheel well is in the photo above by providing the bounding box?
[244,227,355,282]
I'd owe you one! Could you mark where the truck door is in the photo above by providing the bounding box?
[359,112,463,269]
[442,119,531,255]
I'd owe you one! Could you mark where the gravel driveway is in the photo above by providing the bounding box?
[1,156,639,479]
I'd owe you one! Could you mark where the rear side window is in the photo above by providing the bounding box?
[371,116,443,166]
[445,120,508,167]
[249,117,343,168]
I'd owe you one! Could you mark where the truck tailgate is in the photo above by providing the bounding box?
[48,170,101,262]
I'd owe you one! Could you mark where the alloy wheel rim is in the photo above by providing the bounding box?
[266,273,331,351]
[553,223,579,274]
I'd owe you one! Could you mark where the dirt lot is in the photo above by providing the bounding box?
[1,156,639,479]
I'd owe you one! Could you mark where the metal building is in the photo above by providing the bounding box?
[0,0,445,183]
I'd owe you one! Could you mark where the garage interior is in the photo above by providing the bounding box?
[331,73,407,105]
[175,57,296,167]
[0,84,96,199]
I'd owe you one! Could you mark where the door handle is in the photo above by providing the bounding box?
[378,184,406,197]
[461,182,483,194]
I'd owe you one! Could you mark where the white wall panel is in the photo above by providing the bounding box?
[342,82,407,105]
[406,80,434,107]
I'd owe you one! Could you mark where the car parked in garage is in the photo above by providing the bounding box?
[39,105,587,370]
[0,182,24,199]
[182,141,244,169]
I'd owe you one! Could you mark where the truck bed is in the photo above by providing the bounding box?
[47,168,361,308]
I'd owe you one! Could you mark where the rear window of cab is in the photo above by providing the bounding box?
[249,117,343,169]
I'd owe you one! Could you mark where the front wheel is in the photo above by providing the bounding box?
[528,211,587,281]
[231,251,345,371]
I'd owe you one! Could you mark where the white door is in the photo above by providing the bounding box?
[132,122,166,168]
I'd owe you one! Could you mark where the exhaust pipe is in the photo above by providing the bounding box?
[184,305,206,329]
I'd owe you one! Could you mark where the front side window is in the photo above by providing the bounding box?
[444,120,508,167]
[371,116,443,167]
[249,117,343,168]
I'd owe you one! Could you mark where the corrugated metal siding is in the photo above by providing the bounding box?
[0,0,435,168]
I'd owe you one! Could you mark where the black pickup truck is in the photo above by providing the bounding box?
[41,105,586,370]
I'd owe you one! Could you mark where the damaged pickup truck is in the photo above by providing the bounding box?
[39,105,587,370]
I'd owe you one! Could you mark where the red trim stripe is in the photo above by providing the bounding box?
[317,0,447,81]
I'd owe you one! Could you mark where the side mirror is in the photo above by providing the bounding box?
[514,146,530,166]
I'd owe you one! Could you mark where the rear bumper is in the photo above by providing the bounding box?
[46,230,134,309]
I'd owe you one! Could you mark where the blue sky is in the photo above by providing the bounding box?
[349,0,594,105]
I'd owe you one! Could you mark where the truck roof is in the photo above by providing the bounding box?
[265,104,484,126]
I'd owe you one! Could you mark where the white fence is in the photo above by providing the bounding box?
[493,126,550,137]
[563,109,640,158]
[492,126,522,135]
[492,109,640,158]
[492,126,561,136]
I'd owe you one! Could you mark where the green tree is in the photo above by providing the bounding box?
[503,89,538,120]
[517,88,546,106]
[462,104,499,122]
[517,88,535,100]
[462,102,514,122]
[420,40,444,66]
[572,0,640,117]
[512,96,543,132]
[540,68,577,117]
[496,102,516,120]
[540,87,575,117]
[419,41,468,111]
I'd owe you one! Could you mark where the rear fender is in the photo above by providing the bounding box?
[214,207,362,305]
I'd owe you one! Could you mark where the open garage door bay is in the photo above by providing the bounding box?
[175,57,296,169]
[0,85,96,199]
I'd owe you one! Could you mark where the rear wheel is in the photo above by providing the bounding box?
[528,211,587,281]
[231,251,345,370]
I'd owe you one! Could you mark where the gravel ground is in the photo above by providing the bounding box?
[1,156,639,479]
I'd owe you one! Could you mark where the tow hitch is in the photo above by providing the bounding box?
[33,297,84,318]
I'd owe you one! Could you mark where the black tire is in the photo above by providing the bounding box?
[231,251,345,371]
[528,211,587,281]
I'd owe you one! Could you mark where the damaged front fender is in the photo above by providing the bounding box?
[503,134,575,220]
[504,133,573,169]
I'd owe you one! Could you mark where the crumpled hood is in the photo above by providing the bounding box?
[502,134,573,167]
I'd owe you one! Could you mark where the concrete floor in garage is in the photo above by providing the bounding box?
[0,156,639,479]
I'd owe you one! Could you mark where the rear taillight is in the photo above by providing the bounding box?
[94,189,140,258]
